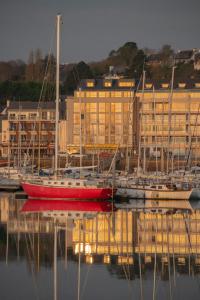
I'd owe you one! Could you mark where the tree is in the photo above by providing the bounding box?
[63,61,94,94]
[159,44,174,65]
[34,48,43,82]
[116,42,138,66]
[126,50,146,79]
[25,50,35,81]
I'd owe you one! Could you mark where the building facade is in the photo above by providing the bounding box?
[1,101,67,166]
[67,78,138,154]
[139,82,200,171]
[66,78,200,171]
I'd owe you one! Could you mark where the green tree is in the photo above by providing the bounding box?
[126,50,146,79]
[63,61,94,94]
[34,48,43,82]
[116,42,138,66]
[25,50,35,81]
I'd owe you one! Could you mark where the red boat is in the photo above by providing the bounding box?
[21,178,116,200]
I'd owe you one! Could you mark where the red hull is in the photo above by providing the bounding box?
[22,182,115,200]
[21,199,114,212]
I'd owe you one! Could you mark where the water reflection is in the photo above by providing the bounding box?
[1,192,200,299]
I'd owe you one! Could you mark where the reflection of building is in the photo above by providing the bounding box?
[72,210,200,266]
[0,194,54,234]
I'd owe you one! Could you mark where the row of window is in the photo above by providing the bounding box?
[85,80,135,88]
[9,112,56,120]
[74,102,131,113]
[75,91,134,98]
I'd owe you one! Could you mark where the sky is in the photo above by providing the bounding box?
[0,0,200,63]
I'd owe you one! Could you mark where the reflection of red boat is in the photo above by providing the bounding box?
[21,199,115,214]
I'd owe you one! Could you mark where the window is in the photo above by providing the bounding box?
[76,91,85,97]
[123,91,133,97]
[86,80,95,87]
[110,91,122,97]
[118,80,135,87]
[99,103,105,112]
[86,92,97,98]
[178,83,186,88]
[104,80,112,87]
[29,113,37,120]
[195,83,200,88]
[145,83,153,89]
[42,112,47,120]
[9,114,16,120]
[98,92,106,97]
[74,103,80,113]
[50,112,55,119]
[161,83,169,88]
[89,103,97,112]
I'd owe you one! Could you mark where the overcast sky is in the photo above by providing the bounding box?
[1,0,200,63]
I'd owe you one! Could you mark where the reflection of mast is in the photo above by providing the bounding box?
[54,221,58,300]
[77,221,81,300]
[6,220,9,264]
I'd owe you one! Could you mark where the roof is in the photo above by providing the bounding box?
[175,50,194,60]
[146,53,163,63]
[194,53,200,62]
[76,78,200,92]
[7,101,66,119]
[21,199,114,213]
[79,79,135,91]
[8,101,56,110]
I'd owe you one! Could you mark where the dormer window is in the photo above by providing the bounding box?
[195,83,200,88]
[104,80,112,87]
[161,83,169,89]
[86,80,95,87]
[145,83,153,89]
[178,83,186,88]
[118,80,135,87]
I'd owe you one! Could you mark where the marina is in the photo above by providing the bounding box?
[0,2,200,299]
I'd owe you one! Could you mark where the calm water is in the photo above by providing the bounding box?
[0,192,200,300]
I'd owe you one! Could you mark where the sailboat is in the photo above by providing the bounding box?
[21,14,115,200]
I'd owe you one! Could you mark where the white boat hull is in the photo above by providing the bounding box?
[145,189,192,200]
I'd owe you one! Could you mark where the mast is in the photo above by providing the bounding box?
[137,71,145,176]
[55,14,61,175]
[142,70,146,174]
[166,66,175,174]
[79,88,83,178]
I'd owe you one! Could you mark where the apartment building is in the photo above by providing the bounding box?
[1,101,67,164]
[66,78,200,171]
[139,81,200,171]
[66,78,139,154]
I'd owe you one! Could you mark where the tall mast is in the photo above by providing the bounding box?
[55,14,61,175]
[142,70,146,174]
[166,66,175,174]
